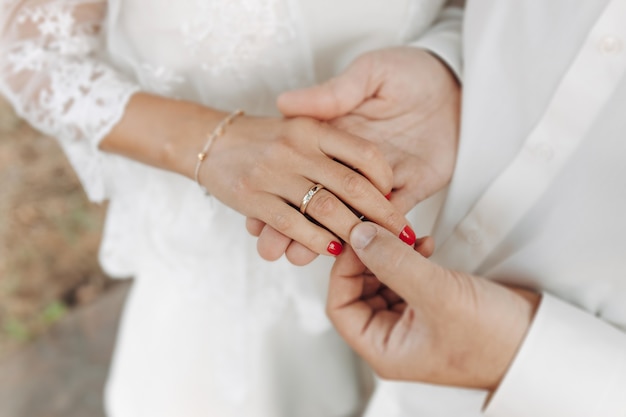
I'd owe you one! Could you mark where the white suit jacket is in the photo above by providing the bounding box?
[371,0,626,416]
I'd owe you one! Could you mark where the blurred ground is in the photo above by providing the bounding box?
[0,98,116,358]
[0,98,125,416]
[0,282,129,417]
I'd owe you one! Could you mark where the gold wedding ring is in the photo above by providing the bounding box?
[300,184,325,214]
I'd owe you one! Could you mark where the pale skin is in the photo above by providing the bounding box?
[6,0,412,256]
[329,222,541,390]
[247,47,460,264]
[100,93,416,257]
[247,46,540,388]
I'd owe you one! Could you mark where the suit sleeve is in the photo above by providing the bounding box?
[484,293,626,417]
[410,0,464,80]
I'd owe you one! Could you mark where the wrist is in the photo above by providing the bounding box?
[486,287,541,391]
[193,109,245,193]
[100,92,227,180]
[164,108,227,180]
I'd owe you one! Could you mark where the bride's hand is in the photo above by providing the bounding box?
[101,93,415,258]
[202,114,416,257]
[247,47,460,264]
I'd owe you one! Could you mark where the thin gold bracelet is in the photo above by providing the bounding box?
[194,109,244,194]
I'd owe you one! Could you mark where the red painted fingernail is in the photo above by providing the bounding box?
[399,225,416,246]
[385,193,392,200]
[327,241,343,256]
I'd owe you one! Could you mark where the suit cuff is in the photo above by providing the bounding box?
[410,7,463,80]
[484,293,626,417]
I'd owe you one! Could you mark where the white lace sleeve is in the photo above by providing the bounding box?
[0,0,139,202]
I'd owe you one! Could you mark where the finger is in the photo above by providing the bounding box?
[327,247,382,349]
[349,222,443,306]
[329,114,372,136]
[363,295,388,312]
[328,248,405,372]
[256,224,319,265]
[246,217,265,237]
[296,185,365,244]
[315,123,393,194]
[391,303,407,314]
[327,118,432,215]
[257,193,344,257]
[379,287,403,305]
[285,241,319,266]
[301,184,413,251]
[387,187,420,215]
[278,119,413,244]
[391,159,434,213]
[269,176,366,245]
[277,117,392,195]
[327,246,368,310]
[257,224,292,261]
[362,275,383,298]
[277,55,376,120]
[310,126,415,244]
[415,236,435,258]
[327,307,404,381]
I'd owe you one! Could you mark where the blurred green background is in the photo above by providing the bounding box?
[0,98,129,417]
[0,97,114,358]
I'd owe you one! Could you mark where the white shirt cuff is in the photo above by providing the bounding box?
[410,6,463,81]
[484,293,626,417]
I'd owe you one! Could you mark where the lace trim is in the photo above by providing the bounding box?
[0,1,140,201]
[179,0,297,74]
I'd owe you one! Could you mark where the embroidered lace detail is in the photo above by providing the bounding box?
[180,0,297,75]
[138,63,184,96]
[0,0,139,201]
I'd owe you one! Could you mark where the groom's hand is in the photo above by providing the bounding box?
[327,222,540,389]
[247,47,461,265]
[280,47,460,213]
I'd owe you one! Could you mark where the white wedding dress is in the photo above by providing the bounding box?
[0,1,458,415]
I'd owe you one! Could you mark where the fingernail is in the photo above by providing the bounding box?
[351,223,377,250]
[327,241,343,256]
[399,225,416,246]
[385,193,392,200]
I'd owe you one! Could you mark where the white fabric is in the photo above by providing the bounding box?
[367,0,626,416]
[0,1,461,416]
[486,294,626,417]
[0,0,139,202]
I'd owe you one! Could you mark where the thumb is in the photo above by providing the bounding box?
[350,222,441,305]
[277,56,375,120]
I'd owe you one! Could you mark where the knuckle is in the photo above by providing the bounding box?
[285,249,313,266]
[274,119,316,159]
[359,141,381,162]
[303,229,327,253]
[280,118,298,137]
[388,245,412,271]
[248,158,270,181]
[299,224,334,256]
[257,241,281,261]
[232,175,252,198]
[270,211,293,235]
[261,142,302,171]
[382,210,405,230]
[285,116,320,137]
[308,192,339,217]
[343,172,369,198]
[265,135,291,157]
